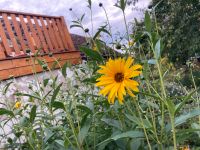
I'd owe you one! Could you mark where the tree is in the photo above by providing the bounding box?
[152,0,200,64]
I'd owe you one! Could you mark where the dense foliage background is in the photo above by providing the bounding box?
[152,0,200,64]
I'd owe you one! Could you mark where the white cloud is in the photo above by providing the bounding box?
[0,0,151,37]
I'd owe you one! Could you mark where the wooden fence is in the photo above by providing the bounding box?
[0,10,81,80]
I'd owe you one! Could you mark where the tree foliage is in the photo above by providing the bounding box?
[152,0,200,64]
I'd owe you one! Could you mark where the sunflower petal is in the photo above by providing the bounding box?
[99,83,115,96]
[130,64,142,71]
[108,83,120,102]
[117,84,124,104]
[96,80,114,86]
[125,57,134,69]
[126,88,136,97]
[96,76,114,81]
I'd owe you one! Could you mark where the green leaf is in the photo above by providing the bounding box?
[101,118,122,130]
[191,123,200,138]
[175,90,196,115]
[139,91,162,101]
[165,99,176,116]
[55,140,65,149]
[155,39,161,59]
[130,139,141,150]
[167,109,200,132]
[52,101,65,111]
[82,74,100,84]
[19,116,30,127]
[140,99,159,110]
[61,63,68,78]
[145,11,151,32]
[79,47,103,62]
[51,60,59,70]
[15,93,41,100]
[95,39,105,53]
[30,105,37,123]
[3,81,13,95]
[36,59,46,66]
[93,25,111,40]
[97,131,144,147]
[76,104,92,114]
[43,78,49,87]
[78,117,92,145]
[115,0,127,12]
[176,128,200,135]
[44,128,54,143]
[0,108,14,117]
[112,131,144,140]
[87,0,92,8]
[126,114,152,129]
[80,14,85,21]
[175,109,200,127]
[126,114,140,125]
[70,24,83,29]
[50,83,63,106]
[148,59,156,65]
[52,75,58,89]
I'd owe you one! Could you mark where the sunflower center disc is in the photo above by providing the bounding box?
[114,73,124,82]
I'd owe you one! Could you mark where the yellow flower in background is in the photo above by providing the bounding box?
[179,145,190,150]
[128,40,135,47]
[14,101,21,109]
[92,45,98,51]
[96,57,142,104]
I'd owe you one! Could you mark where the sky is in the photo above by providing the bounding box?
[0,0,151,37]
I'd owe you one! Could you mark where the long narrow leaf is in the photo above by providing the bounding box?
[80,47,103,62]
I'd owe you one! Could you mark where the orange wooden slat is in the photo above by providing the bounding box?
[0,20,12,55]
[55,18,69,50]
[2,13,21,54]
[0,51,81,80]
[39,17,53,51]
[33,16,48,53]
[51,18,64,50]
[0,43,6,59]
[19,15,35,53]
[46,18,59,51]
[0,10,60,19]
[60,16,75,51]
[26,16,41,50]
[10,14,27,52]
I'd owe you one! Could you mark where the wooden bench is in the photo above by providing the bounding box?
[0,10,81,80]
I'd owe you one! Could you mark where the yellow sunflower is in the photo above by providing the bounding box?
[96,57,142,104]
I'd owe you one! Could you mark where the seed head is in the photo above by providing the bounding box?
[84,28,89,33]
[99,3,103,7]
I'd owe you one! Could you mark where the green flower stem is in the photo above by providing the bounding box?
[54,59,82,149]
[133,99,152,150]
[122,11,131,54]
[65,109,82,150]
[123,11,130,44]
[156,60,166,142]
[190,68,200,124]
[149,41,167,142]
[139,43,163,147]
[170,116,177,150]
[102,6,116,58]
[90,7,94,36]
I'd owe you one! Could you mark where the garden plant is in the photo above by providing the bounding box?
[0,0,200,150]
